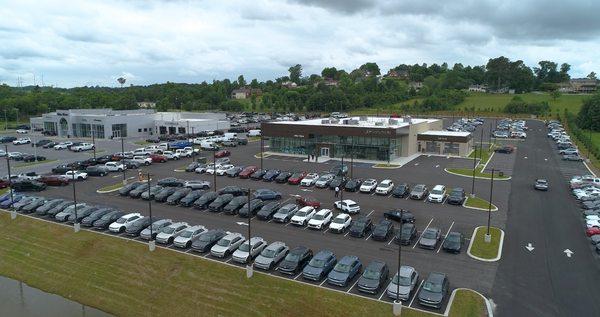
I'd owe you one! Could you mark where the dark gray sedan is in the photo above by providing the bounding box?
[418,228,441,250]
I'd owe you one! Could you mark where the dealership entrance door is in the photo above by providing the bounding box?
[320,147,330,157]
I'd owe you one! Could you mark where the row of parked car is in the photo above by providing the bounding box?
[492,118,528,139]
[572,174,600,252]
[0,189,451,309]
[547,120,584,161]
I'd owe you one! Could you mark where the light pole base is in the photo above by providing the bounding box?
[74,223,81,233]
[149,240,156,252]
[246,265,253,278]
[122,179,127,185]
[484,233,492,243]
[470,193,475,198]
[393,300,402,316]
[10,210,16,220]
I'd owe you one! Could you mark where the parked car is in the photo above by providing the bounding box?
[65,170,88,181]
[290,206,316,226]
[256,201,281,220]
[395,223,417,245]
[81,208,115,227]
[86,166,109,177]
[109,213,144,233]
[349,216,373,238]
[140,219,173,240]
[249,169,267,180]
[427,185,446,203]
[71,143,94,152]
[287,172,307,185]
[22,154,46,162]
[253,188,281,200]
[494,146,514,154]
[359,179,378,193]
[239,199,264,218]
[173,225,207,248]
[275,171,292,183]
[446,188,466,205]
[329,213,352,233]
[277,246,313,275]
[262,169,281,181]
[156,222,189,244]
[140,185,164,200]
[254,241,289,270]
[300,173,319,186]
[327,255,362,287]
[214,150,231,158]
[302,250,337,281]
[13,138,31,145]
[211,232,245,258]
[534,179,549,191]
[218,186,247,196]
[191,229,227,253]
[193,191,219,210]
[272,203,299,223]
[333,199,360,214]
[357,260,389,294]
[34,199,65,216]
[296,196,321,208]
[417,272,449,309]
[372,219,394,241]
[307,209,333,230]
[119,182,145,196]
[387,266,419,301]
[442,231,463,253]
[410,184,429,200]
[344,178,363,192]
[315,173,335,188]
[123,217,152,236]
[232,237,267,263]
[157,177,184,187]
[418,228,441,249]
[384,209,415,223]
[11,180,47,192]
[154,187,179,202]
[179,190,205,207]
[375,179,395,195]
[104,162,126,172]
[166,188,192,205]
[328,176,347,190]
[223,196,249,215]
[208,194,235,212]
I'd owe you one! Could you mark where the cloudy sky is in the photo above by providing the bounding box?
[1,0,599,88]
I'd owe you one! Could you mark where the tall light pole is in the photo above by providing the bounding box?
[5,145,15,219]
[479,127,484,160]
[393,209,404,316]
[91,125,96,160]
[471,144,477,197]
[246,188,253,278]
[147,172,155,251]
[213,150,217,192]
[260,136,264,170]
[121,134,126,185]
[71,168,79,232]
[485,169,495,243]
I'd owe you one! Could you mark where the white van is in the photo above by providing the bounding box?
[223,133,238,140]
[248,129,261,137]
[200,141,218,151]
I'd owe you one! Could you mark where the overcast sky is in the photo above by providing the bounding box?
[1,0,599,88]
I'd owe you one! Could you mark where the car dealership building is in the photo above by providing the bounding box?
[261,116,473,161]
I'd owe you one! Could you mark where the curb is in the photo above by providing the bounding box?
[462,198,499,212]
[444,168,512,181]
[371,164,401,169]
[443,288,494,317]
[96,186,124,194]
[467,226,505,262]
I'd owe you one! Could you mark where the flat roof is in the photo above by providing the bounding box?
[419,130,471,137]
[269,116,438,129]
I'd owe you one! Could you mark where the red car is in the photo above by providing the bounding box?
[39,175,69,186]
[0,179,9,189]
[150,154,168,163]
[296,196,321,208]
[287,172,307,185]
[586,227,600,237]
[239,166,258,179]
[215,150,231,158]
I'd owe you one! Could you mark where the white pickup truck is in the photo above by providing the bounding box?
[132,155,152,166]
[71,143,95,152]
[176,147,200,158]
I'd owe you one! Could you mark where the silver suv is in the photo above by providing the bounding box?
[254,241,289,270]
[155,222,189,244]
[173,225,207,248]
[210,232,245,258]
[232,237,267,264]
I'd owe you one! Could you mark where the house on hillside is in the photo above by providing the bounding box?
[385,69,409,80]
[137,101,156,108]
[281,81,298,88]
[409,81,423,91]
[567,78,598,93]
[231,88,262,99]
[467,84,488,92]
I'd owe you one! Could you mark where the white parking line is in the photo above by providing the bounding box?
[413,218,434,249]
[366,210,374,218]
[437,221,455,253]
[322,228,330,234]
[347,279,361,293]
[344,230,350,237]
[404,196,410,200]
[387,237,395,245]
[365,233,373,241]
[267,219,273,223]
[285,222,291,227]
[441,196,448,204]
[370,192,376,196]
[408,280,424,307]
[319,279,328,286]
[294,272,302,280]
[225,258,233,263]
[378,283,390,300]
[302,226,309,230]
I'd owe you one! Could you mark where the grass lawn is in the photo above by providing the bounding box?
[470,227,502,260]
[248,136,261,142]
[448,289,487,317]
[464,196,497,210]
[453,92,588,115]
[446,167,510,180]
[15,159,58,168]
[0,213,444,317]
[373,163,401,168]
[134,140,151,146]
[97,182,125,192]
[0,188,8,195]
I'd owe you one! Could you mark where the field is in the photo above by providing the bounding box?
[0,213,488,317]
[452,92,588,115]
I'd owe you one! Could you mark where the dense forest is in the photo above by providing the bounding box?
[0,56,596,120]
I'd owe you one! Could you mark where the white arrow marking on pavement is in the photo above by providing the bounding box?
[564,249,574,257]
[524,156,528,159]
[525,243,534,252]
[414,163,419,166]
[300,188,313,192]
[544,158,548,161]
[435,164,439,168]
[236,222,249,226]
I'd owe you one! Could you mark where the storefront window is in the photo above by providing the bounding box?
[443,142,459,155]
[112,124,127,138]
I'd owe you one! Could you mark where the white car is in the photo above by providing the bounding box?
[586,219,600,228]
[71,143,94,152]
[290,206,316,226]
[205,164,222,175]
[16,129,28,134]
[175,148,192,158]
[216,164,235,176]
[54,142,73,150]
[156,222,189,244]
[300,173,320,186]
[173,225,207,248]
[12,138,31,145]
[162,151,180,160]
[65,170,88,180]
[574,188,600,200]
[511,131,527,139]
[132,155,152,166]
[375,179,394,195]
[329,213,352,233]
[307,209,333,230]
[210,232,246,258]
[427,185,446,203]
[232,237,268,264]
[8,152,22,159]
[104,162,126,172]
[360,179,378,193]
[109,213,143,233]
[333,199,361,214]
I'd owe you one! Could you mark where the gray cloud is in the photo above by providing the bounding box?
[289,0,375,14]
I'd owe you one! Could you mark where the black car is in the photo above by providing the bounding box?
[371,219,394,241]
[442,232,463,253]
[81,208,114,227]
[93,211,125,230]
[277,246,313,275]
[34,199,65,216]
[45,201,75,217]
[86,166,108,177]
[193,191,219,210]
[0,136,17,143]
[208,194,234,212]
[274,171,292,183]
[12,180,46,192]
[43,141,58,148]
[226,166,244,177]
[494,146,514,154]
[154,187,179,202]
[22,154,46,162]
[328,176,347,190]
[166,188,192,205]
[344,178,363,192]
[118,182,144,196]
[20,199,48,214]
[349,217,373,238]
[79,158,98,169]
[123,160,141,169]
[238,199,264,218]
[223,196,248,215]
[179,190,205,207]
[250,169,267,180]
[417,272,449,309]
[357,260,389,294]
[34,139,52,147]
[395,223,417,245]
[256,201,281,220]
[96,155,113,164]
[67,206,101,223]
[446,188,466,205]
[392,183,410,198]
[124,217,153,236]
[129,184,150,198]
[383,209,415,223]
[51,164,73,174]
[263,169,281,181]
[157,177,184,187]
[185,162,201,172]
[191,229,227,253]
[218,186,247,196]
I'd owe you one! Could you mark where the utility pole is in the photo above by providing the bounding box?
[471,144,477,197]
[339,155,344,206]
[4,110,7,131]
[71,168,79,232]
[5,145,15,219]
[190,127,195,164]
[121,134,126,185]
[148,172,155,251]
[246,188,253,278]
[260,136,264,170]
[213,150,217,192]
[479,126,484,160]
[393,208,404,316]
[485,169,494,243]
[91,125,96,160]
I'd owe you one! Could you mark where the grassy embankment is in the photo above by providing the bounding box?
[0,213,488,317]
[469,227,502,260]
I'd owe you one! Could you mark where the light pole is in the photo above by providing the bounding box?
[71,168,80,232]
[471,144,477,197]
[91,125,96,160]
[246,188,253,278]
[147,172,155,251]
[339,155,344,206]
[393,209,404,316]
[5,144,15,219]
[260,136,264,170]
[121,134,126,185]
[190,127,196,164]
[213,150,217,192]
[485,169,494,243]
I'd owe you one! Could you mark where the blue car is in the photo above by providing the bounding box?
[253,188,282,201]
[0,194,23,208]
[0,191,15,203]
[302,250,337,281]
[327,255,362,287]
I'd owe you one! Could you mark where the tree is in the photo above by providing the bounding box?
[559,63,571,82]
[485,56,512,89]
[577,93,600,131]
[588,72,597,80]
[551,90,561,101]
[534,61,561,83]
[358,62,380,76]
[321,67,338,79]
[288,64,302,84]
[237,75,246,87]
